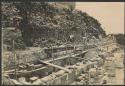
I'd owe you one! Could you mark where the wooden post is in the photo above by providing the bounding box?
[107,46,108,51]
[17,54,20,72]
[13,40,17,79]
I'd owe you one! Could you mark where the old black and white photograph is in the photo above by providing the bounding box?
[1,1,124,85]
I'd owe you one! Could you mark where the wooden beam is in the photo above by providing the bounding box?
[46,50,88,63]
[4,64,43,73]
[46,55,70,62]
[73,57,84,60]
[5,67,47,75]
[40,60,71,73]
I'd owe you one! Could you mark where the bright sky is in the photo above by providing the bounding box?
[75,2,124,34]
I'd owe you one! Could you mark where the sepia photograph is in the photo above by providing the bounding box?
[1,1,124,85]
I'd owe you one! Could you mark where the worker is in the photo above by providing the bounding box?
[69,34,74,42]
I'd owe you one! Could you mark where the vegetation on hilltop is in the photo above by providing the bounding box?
[2,2,106,50]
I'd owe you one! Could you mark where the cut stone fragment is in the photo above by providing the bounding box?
[18,77,31,85]
[30,76,39,81]
[10,79,22,85]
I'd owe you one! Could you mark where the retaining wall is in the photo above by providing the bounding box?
[43,63,88,85]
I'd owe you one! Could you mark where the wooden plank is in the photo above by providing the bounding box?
[40,60,71,73]
[4,64,43,73]
[73,57,84,60]
[46,55,70,62]
[46,50,88,63]
[5,67,47,75]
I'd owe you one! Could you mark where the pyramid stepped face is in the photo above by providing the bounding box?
[57,2,76,9]
[49,2,76,10]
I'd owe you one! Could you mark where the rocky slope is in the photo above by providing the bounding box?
[2,2,106,50]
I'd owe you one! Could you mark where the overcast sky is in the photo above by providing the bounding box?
[75,2,124,34]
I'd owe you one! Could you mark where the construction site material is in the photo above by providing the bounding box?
[40,60,71,73]
[2,37,123,85]
[18,77,31,85]
[30,77,39,82]
[9,79,22,85]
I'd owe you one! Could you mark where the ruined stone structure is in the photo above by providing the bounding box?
[2,2,124,85]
